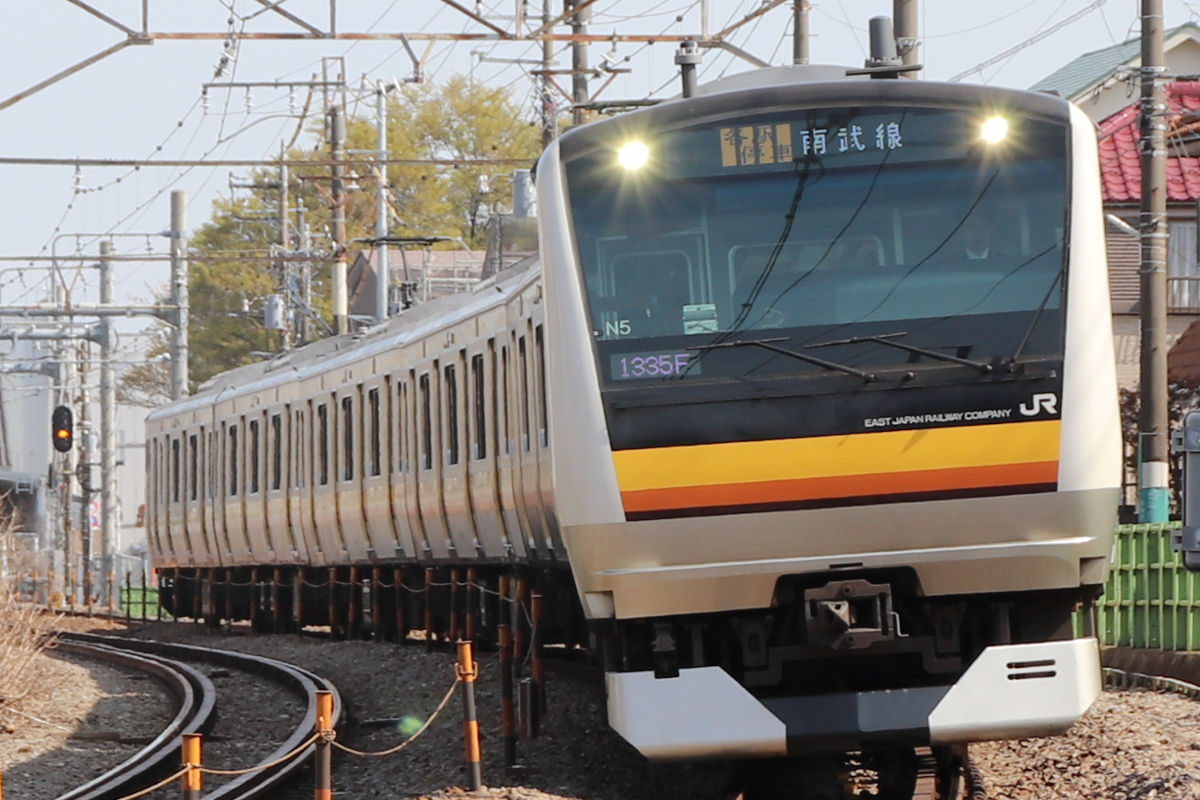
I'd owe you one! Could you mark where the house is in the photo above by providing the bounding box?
[1034,23,1200,391]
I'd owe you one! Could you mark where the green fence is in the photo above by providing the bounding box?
[1097,521,1200,650]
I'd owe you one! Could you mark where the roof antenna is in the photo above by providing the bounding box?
[847,16,922,79]
[675,40,701,97]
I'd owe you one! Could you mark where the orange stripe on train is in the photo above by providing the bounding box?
[619,460,1059,514]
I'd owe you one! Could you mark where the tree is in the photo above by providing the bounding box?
[119,75,541,395]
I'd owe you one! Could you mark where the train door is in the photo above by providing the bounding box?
[311,396,346,561]
[263,408,292,560]
[225,416,252,562]
[441,351,479,557]
[416,364,452,559]
[388,376,419,559]
[244,413,272,558]
[201,427,222,566]
[183,429,208,565]
[334,384,369,561]
[166,434,185,565]
[516,326,550,560]
[495,340,529,559]
[284,400,312,563]
[467,340,508,558]
[361,378,395,559]
[533,322,564,556]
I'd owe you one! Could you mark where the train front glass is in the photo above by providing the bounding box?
[564,106,1069,443]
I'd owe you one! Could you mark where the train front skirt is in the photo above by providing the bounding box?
[605,637,1101,759]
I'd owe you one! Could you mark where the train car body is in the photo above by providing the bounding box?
[147,65,1120,763]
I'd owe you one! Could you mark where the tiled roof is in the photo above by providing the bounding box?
[1098,82,1200,203]
[1030,22,1200,98]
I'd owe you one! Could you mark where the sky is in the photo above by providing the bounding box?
[1,0,1199,363]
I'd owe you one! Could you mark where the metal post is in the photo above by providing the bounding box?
[169,190,189,399]
[893,0,918,76]
[793,1,809,65]
[375,85,390,323]
[457,640,483,791]
[568,0,590,125]
[498,574,516,767]
[315,690,333,800]
[181,733,202,800]
[1140,0,1170,522]
[541,0,556,147]
[330,105,349,335]
[100,240,116,610]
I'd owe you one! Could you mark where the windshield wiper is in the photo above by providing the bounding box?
[806,331,993,375]
[690,337,877,382]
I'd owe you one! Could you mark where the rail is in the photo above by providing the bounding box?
[56,632,343,800]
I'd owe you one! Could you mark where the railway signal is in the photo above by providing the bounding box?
[51,405,73,452]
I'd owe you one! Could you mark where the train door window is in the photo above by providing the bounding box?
[317,404,329,486]
[294,409,306,489]
[208,432,218,499]
[368,387,381,477]
[228,425,239,496]
[500,345,510,455]
[171,437,180,503]
[271,413,283,490]
[519,335,531,452]
[188,434,198,501]
[397,380,409,473]
[471,352,486,460]
[342,395,355,481]
[445,364,460,466]
[419,373,432,470]
[535,325,548,448]
[248,419,261,494]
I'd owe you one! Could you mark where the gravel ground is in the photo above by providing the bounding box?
[10,617,1200,799]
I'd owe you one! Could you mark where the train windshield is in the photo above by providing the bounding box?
[564,105,1069,385]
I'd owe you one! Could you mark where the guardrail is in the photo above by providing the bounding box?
[1097,521,1196,650]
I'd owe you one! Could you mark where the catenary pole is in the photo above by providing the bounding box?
[100,241,116,606]
[169,191,189,399]
[376,85,390,324]
[331,105,349,335]
[569,0,589,125]
[1139,0,1169,521]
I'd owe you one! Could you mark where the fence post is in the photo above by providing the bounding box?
[181,733,202,800]
[125,570,132,624]
[315,690,334,800]
[457,640,483,790]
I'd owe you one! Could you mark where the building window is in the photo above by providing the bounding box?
[1169,219,1200,310]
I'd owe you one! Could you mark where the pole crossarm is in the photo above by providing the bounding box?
[0,38,148,114]
[249,0,326,36]
[438,0,513,38]
[0,304,174,321]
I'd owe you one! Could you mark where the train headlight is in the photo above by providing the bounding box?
[981,116,1009,144]
[618,141,650,170]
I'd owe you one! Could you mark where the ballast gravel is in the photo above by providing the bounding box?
[7,617,1200,799]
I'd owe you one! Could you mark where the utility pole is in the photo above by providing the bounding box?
[169,190,189,399]
[793,1,809,65]
[279,145,294,350]
[542,0,556,147]
[330,105,349,335]
[374,85,388,326]
[77,349,91,606]
[894,0,918,76]
[568,0,590,126]
[99,241,116,603]
[1139,0,1169,522]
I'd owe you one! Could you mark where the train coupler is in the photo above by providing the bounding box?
[805,579,897,650]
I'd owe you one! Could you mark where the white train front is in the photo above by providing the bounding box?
[148,67,1121,762]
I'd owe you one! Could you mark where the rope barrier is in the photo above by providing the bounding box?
[197,731,322,776]
[332,673,461,758]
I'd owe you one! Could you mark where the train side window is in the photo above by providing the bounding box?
[471,352,486,460]
[519,335,530,452]
[188,434,198,501]
[271,413,283,490]
[228,425,239,496]
[171,437,181,503]
[317,404,329,486]
[342,395,355,482]
[368,387,381,477]
[248,419,261,494]
[536,324,548,448]
[445,364,460,466]
[419,373,432,470]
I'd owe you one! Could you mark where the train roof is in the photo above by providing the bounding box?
[147,253,541,422]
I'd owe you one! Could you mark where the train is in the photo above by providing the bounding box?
[148,63,1120,768]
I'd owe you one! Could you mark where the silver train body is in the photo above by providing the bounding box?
[147,67,1120,761]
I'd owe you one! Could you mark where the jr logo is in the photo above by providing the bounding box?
[1018,393,1059,417]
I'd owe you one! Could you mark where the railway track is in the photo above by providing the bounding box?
[53,632,343,800]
